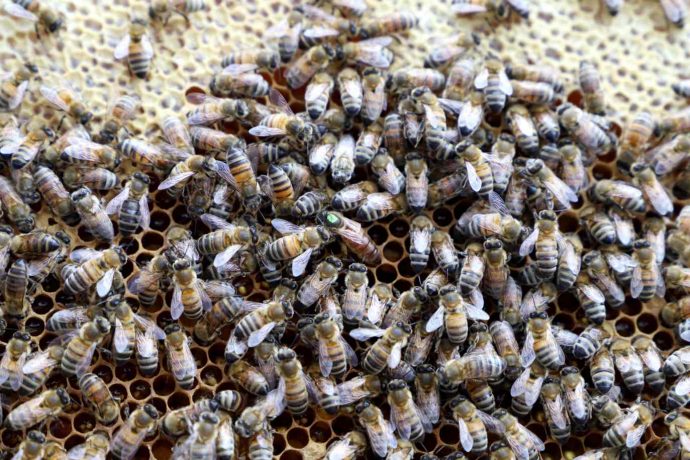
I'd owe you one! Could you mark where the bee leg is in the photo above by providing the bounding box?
[56,115,67,132]
[173,10,190,25]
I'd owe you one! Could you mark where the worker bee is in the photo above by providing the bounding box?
[558,104,612,156]
[0,174,33,232]
[502,105,538,156]
[616,111,655,174]
[323,134,355,184]
[631,336,664,393]
[18,342,64,396]
[331,181,378,211]
[488,440,517,460]
[647,135,690,178]
[164,324,196,389]
[4,1,64,37]
[221,47,278,72]
[491,409,546,460]
[559,143,588,194]
[673,79,690,97]
[13,430,47,459]
[264,9,302,63]
[603,402,655,449]
[189,126,244,154]
[5,387,70,431]
[335,67,363,117]
[474,59,512,113]
[588,179,646,214]
[354,122,383,166]
[407,215,434,273]
[355,400,397,457]
[356,191,407,222]
[414,364,440,424]
[458,242,485,295]
[357,11,418,38]
[383,287,427,328]
[461,211,524,244]
[61,166,118,192]
[571,324,607,361]
[63,247,126,296]
[430,229,460,274]
[0,331,31,391]
[285,44,335,89]
[78,372,119,425]
[386,379,432,441]
[557,367,591,428]
[61,316,111,376]
[161,399,219,439]
[488,320,520,380]
[313,312,357,377]
[510,362,546,416]
[185,93,249,127]
[110,404,159,460]
[148,1,206,24]
[519,209,565,280]
[579,60,606,115]
[361,67,386,125]
[273,347,309,415]
[210,64,270,98]
[113,18,154,79]
[630,161,673,216]
[540,377,570,443]
[264,218,330,276]
[69,187,114,242]
[0,64,36,112]
[630,238,665,301]
[232,300,293,350]
[588,346,616,395]
[38,85,91,127]
[359,282,392,326]
[521,158,579,210]
[581,206,618,247]
[340,263,369,322]
[351,321,411,374]
[296,256,342,309]
[98,94,140,144]
[426,286,489,344]
[402,152,429,212]
[521,311,565,369]
[389,67,446,93]
[104,172,150,236]
[127,254,170,308]
[302,72,334,120]
[609,338,645,394]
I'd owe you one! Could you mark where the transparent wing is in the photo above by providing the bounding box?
[425,305,445,333]
[349,327,385,341]
[8,80,28,110]
[158,170,196,190]
[248,322,276,347]
[465,161,482,192]
[521,330,536,366]
[457,417,473,451]
[511,366,531,397]
[113,35,131,60]
[474,68,488,89]
[213,244,242,267]
[272,218,302,234]
[318,341,333,377]
[171,284,184,320]
[305,82,330,103]
[248,125,287,137]
[22,351,58,374]
[139,195,150,230]
[141,35,154,60]
[105,186,130,215]
[39,85,70,111]
[519,228,539,257]
[291,247,313,277]
[96,269,115,297]
[545,395,568,429]
[388,342,403,368]
[4,3,37,21]
[499,71,513,95]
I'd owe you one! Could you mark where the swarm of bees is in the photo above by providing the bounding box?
[2,0,690,459]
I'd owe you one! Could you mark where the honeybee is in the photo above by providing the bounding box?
[510,362,546,416]
[272,347,310,415]
[588,179,646,214]
[520,210,566,280]
[61,316,111,376]
[617,111,654,174]
[18,341,63,396]
[540,377,570,443]
[190,126,244,154]
[630,238,665,301]
[313,312,357,377]
[103,172,150,237]
[353,123,382,167]
[442,335,506,385]
[426,286,489,344]
[488,320,521,380]
[330,182,374,212]
[355,400,397,457]
[474,59,512,113]
[631,336,665,393]
[609,338,644,395]
[265,218,330,276]
[521,158,579,210]
[78,372,119,425]
[356,192,407,222]
[1,258,29,318]
[488,440,517,460]
[13,430,46,459]
[333,68,363,117]
[361,68,386,125]
[389,67,446,93]
[319,211,381,266]
[0,64,36,112]
[357,11,418,38]
[382,287,427,329]
[221,48,279,73]
[414,364,440,424]
[110,404,159,460]
[63,247,126,296]
[0,331,31,392]
[589,346,616,395]
[647,135,690,178]
[113,19,154,79]
[264,9,302,63]
[554,368,589,430]
[399,153,430,213]
[490,409,545,460]
[285,45,335,89]
[385,379,432,441]
[185,93,249,126]
[4,1,64,36]
[324,432,368,460]
[521,311,565,369]
[210,64,270,98]
[578,60,605,114]
[69,187,114,242]
[233,300,293,350]
[164,324,196,389]
[5,387,70,432]
[295,257,341,309]
[98,94,140,144]
[400,215,433,273]
[337,263,368,323]
[603,402,655,449]
[0,174,34,232]
[321,134,355,184]
[351,322,411,375]
[430,230,460,275]
[461,211,524,244]
[161,398,219,438]
[673,79,690,97]
[629,161,673,216]
[234,385,286,437]
[660,0,687,26]
[301,72,334,121]
[558,104,612,156]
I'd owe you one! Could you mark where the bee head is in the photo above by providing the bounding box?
[530,311,549,320]
[387,379,406,391]
[27,431,45,443]
[355,400,370,413]
[56,387,70,405]
[143,404,159,420]
[630,162,647,175]
[538,209,557,221]
[665,411,680,425]
[560,366,579,377]
[173,258,191,271]
[416,363,435,374]
[14,331,31,342]
[633,239,651,250]
[483,238,502,250]
[276,348,296,362]
[165,323,181,335]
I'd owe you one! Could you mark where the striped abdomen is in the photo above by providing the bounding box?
[535,237,558,279]
[119,198,142,236]
[284,376,309,414]
[128,39,152,78]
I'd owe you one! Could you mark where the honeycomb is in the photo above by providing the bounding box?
[0,0,688,458]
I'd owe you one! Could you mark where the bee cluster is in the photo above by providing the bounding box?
[0,0,690,459]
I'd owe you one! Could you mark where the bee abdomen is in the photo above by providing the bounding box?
[119,199,142,236]
[128,48,151,79]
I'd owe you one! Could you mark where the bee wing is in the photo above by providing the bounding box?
[138,195,150,230]
[545,395,568,429]
[363,80,385,121]
[459,101,483,134]
[457,417,474,452]
[248,322,277,348]
[511,366,531,397]
[105,185,130,215]
[7,80,28,110]
[648,181,674,216]
[171,341,197,381]
[141,35,154,60]
[0,134,23,155]
[213,244,242,268]
[349,327,385,341]
[318,340,334,377]
[22,351,57,374]
[499,71,514,96]
[157,170,196,190]
[614,352,633,373]
[565,380,587,419]
[640,348,662,372]
[680,431,690,453]
[269,87,294,115]
[675,374,690,395]
[629,263,646,298]
[470,213,500,234]
[171,284,184,320]
[544,175,579,204]
[579,284,606,304]
[113,35,131,60]
[425,305,445,333]
[343,79,363,103]
[521,330,536,366]
[133,315,165,339]
[352,46,393,68]
[264,379,287,417]
[305,82,331,103]
[303,26,339,38]
[75,343,98,376]
[411,227,431,254]
[67,444,87,460]
[113,318,130,353]
[96,269,116,297]
[559,240,579,273]
[272,218,302,235]
[611,215,633,246]
[515,115,537,137]
[366,292,386,324]
[625,424,646,448]
[519,227,539,257]
[225,332,248,358]
[341,337,358,367]
[389,400,411,440]
[62,142,105,163]
[291,247,313,277]
[438,97,463,116]
[465,303,489,321]
[335,377,368,405]
[248,125,287,137]
[264,19,289,38]
[136,330,158,358]
[198,283,212,312]
[4,3,37,21]
[388,342,403,369]
[660,0,686,25]
[40,85,70,111]
[525,375,544,407]
[187,109,226,126]
[505,435,530,460]
[474,68,489,89]
[656,269,666,297]
[465,161,482,192]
